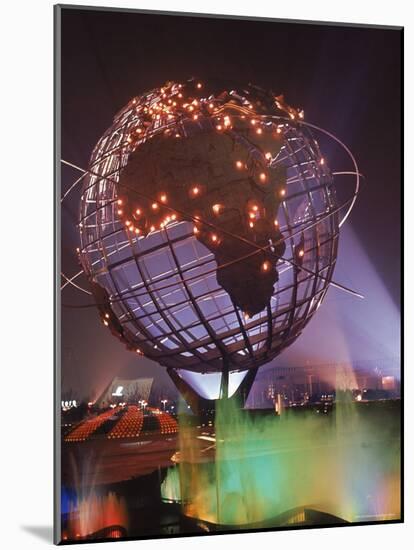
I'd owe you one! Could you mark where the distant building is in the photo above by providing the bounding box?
[96,376,153,408]
[247,360,400,407]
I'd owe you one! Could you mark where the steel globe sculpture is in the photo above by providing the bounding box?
[76,79,359,405]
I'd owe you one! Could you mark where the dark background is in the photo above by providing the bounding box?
[59,7,402,398]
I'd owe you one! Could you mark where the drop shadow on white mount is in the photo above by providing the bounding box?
[21,525,53,543]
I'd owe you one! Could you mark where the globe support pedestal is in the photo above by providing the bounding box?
[167,366,258,415]
[219,360,230,400]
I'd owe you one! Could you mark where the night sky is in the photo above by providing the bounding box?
[59,7,402,398]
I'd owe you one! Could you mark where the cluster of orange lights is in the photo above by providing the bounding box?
[65,405,179,442]
[102,312,110,327]
[125,79,290,165]
[192,224,221,246]
[107,405,144,439]
[116,195,179,235]
[234,159,269,185]
[148,408,178,434]
[247,203,261,229]
[65,409,115,442]
[126,81,301,153]
[126,81,206,146]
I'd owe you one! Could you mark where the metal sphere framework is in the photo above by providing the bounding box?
[79,80,341,378]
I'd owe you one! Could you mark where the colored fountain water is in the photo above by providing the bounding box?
[64,491,129,541]
[162,373,400,527]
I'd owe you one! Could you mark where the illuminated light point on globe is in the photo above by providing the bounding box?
[77,78,360,409]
